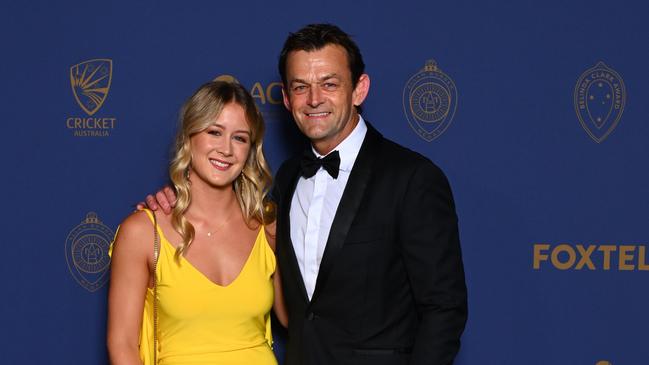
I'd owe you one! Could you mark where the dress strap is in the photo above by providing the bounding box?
[140,208,156,226]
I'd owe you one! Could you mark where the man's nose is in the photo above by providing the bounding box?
[307,87,323,107]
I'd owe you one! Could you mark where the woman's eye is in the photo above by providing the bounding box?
[234,135,248,143]
[208,130,221,136]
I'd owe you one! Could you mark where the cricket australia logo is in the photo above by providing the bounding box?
[70,59,113,116]
[403,59,458,141]
[65,212,114,292]
[574,61,626,143]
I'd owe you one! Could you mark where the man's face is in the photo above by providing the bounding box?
[282,44,369,154]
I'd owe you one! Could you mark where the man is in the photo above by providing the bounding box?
[149,23,467,365]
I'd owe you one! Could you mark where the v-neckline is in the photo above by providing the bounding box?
[158,226,263,288]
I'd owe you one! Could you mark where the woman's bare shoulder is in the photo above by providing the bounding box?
[112,210,156,255]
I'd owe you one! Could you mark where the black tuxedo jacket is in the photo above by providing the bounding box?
[273,124,467,365]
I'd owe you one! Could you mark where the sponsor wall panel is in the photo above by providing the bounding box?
[1,1,648,364]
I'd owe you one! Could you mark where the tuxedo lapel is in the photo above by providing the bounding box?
[310,125,381,304]
[278,161,310,303]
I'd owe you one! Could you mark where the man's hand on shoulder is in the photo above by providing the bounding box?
[136,186,176,215]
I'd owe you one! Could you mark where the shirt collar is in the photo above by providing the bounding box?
[312,115,367,172]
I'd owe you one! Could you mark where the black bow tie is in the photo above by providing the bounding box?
[300,150,340,179]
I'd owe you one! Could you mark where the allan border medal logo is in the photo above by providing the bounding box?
[214,74,285,120]
[574,61,626,143]
[403,60,458,141]
[65,212,113,292]
[67,58,117,137]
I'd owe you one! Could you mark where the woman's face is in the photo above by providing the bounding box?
[189,102,252,189]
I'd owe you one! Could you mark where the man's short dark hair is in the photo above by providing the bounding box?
[278,23,365,88]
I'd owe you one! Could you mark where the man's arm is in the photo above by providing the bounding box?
[399,161,468,365]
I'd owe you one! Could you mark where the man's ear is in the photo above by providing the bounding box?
[282,85,291,111]
[352,74,370,107]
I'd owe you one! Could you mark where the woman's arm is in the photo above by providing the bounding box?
[106,211,154,365]
[265,222,288,328]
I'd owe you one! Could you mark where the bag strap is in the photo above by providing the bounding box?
[151,210,160,364]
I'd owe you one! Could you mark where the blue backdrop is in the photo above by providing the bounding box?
[1,1,647,364]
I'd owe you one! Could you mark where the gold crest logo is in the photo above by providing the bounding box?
[65,212,114,292]
[403,60,458,141]
[574,61,626,143]
[70,59,113,116]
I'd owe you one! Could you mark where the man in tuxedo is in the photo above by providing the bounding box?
[272,24,467,365]
[148,23,467,365]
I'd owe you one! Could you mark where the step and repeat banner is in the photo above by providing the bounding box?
[1,1,647,364]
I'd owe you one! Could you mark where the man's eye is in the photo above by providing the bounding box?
[293,85,307,92]
[323,83,338,89]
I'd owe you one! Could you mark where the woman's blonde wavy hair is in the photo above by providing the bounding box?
[168,80,274,259]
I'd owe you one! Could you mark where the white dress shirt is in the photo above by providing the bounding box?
[290,116,368,300]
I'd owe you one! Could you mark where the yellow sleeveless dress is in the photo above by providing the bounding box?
[139,210,277,365]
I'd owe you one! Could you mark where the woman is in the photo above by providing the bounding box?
[107,80,287,365]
